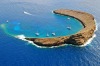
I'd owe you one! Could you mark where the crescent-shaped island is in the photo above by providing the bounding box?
[25,9,96,47]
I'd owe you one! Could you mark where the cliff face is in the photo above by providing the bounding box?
[25,9,96,47]
[66,30,95,45]
[26,37,69,47]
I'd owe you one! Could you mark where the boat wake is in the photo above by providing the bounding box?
[24,11,32,15]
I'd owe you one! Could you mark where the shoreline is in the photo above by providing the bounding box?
[15,33,96,48]
[15,19,97,48]
[18,9,96,47]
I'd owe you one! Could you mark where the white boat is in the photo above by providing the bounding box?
[67,18,70,20]
[46,33,49,37]
[67,27,71,30]
[52,33,56,36]
[35,33,39,36]
[24,11,32,15]
[6,20,9,23]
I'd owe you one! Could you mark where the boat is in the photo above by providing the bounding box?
[6,20,9,23]
[52,33,56,36]
[67,27,71,30]
[35,32,39,36]
[67,18,70,20]
[46,33,49,37]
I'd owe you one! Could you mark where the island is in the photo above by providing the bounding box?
[25,9,96,47]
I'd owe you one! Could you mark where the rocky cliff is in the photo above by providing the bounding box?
[25,9,96,47]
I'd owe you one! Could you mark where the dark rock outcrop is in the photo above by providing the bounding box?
[25,9,96,47]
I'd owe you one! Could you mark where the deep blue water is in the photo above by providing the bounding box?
[0,0,100,66]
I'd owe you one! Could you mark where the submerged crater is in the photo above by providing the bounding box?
[0,11,83,38]
[25,9,96,47]
[0,9,95,47]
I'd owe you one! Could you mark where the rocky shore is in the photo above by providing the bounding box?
[25,9,96,47]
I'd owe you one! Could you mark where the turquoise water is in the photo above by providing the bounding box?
[0,2,83,38]
[2,15,83,38]
[0,0,100,66]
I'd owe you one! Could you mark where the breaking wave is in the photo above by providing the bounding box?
[15,33,96,48]
[15,19,97,48]
[79,34,96,47]
[15,35,66,48]
[79,19,97,47]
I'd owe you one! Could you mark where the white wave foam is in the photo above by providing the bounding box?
[15,33,96,48]
[15,19,97,48]
[15,35,41,48]
[15,35,66,48]
[15,35,26,40]
[79,34,96,47]
[79,19,97,47]
[94,19,98,31]
[24,11,32,15]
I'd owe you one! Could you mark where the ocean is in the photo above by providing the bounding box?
[0,0,100,66]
